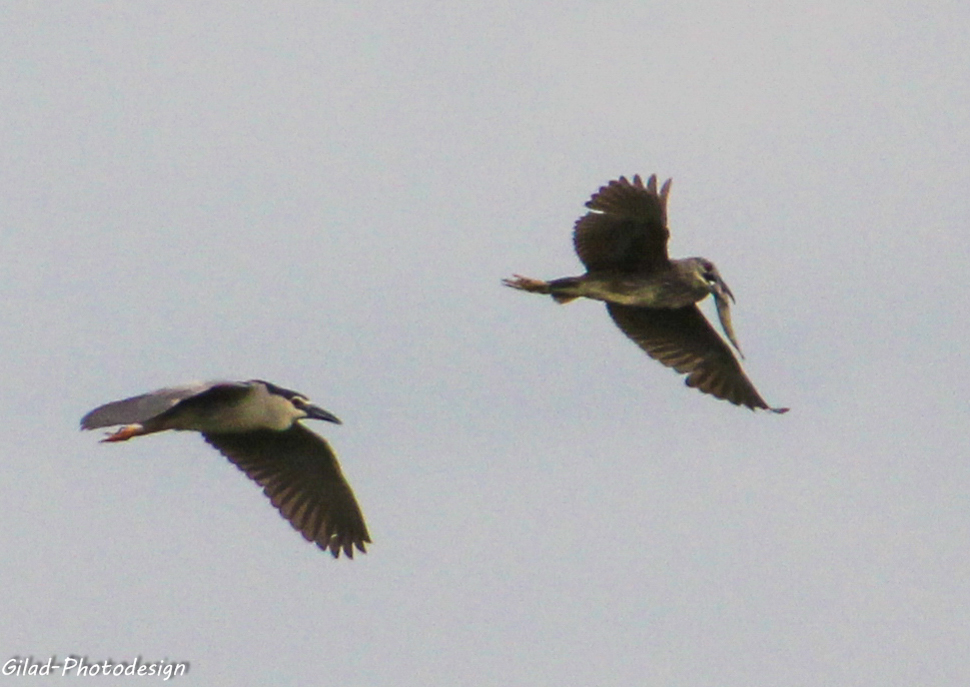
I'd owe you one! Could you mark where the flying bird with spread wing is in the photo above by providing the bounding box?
[81,380,371,557]
[504,174,787,413]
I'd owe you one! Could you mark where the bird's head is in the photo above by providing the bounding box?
[253,380,343,425]
[689,258,735,303]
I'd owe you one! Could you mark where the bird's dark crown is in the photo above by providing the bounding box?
[249,379,310,404]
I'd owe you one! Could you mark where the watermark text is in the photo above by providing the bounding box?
[3,655,189,680]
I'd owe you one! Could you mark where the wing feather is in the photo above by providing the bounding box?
[203,425,370,558]
[573,174,672,274]
[80,382,233,429]
[606,303,787,412]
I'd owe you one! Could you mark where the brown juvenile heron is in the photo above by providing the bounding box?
[81,380,371,557]
[504,174,787,412]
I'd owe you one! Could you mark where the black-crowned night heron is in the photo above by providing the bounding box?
[504,174,787,413]
[80,380,370,557]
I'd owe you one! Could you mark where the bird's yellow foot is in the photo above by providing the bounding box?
[101,424,145,443]
[502,275,551,293]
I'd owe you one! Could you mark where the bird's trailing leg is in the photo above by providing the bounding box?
[503,274,551,293]
[101,424,146,443]
[503,274,579,304]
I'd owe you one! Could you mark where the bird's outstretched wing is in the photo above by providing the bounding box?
[606,303,787,412]
[80,382,238,430]
[573,174,672,274]
[203,425,371,558]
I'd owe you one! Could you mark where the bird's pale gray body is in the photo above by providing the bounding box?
[504,174,786,412]
[81,380,370,558]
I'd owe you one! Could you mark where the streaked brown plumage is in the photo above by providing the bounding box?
[504,174,787,413]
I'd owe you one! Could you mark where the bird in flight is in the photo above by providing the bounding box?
[81,379,371,557]
[504,174,787,413]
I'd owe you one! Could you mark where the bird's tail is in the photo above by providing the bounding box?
[504,275,581,304]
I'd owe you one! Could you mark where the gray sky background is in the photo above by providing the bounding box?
[2,1,969,685]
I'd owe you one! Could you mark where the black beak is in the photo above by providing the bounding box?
[305,404,342,424]
[710,276,735,304]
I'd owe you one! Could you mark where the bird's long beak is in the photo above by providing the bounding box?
[305,405,342,424]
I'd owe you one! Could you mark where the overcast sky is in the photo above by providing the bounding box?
[2,1,969,685]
